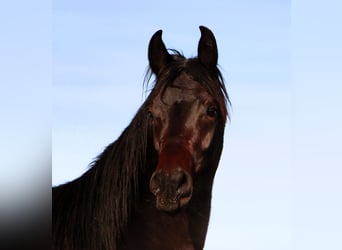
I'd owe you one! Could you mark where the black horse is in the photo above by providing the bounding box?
[53,26,229,250]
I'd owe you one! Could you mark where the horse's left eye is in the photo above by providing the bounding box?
[206,106,218,118]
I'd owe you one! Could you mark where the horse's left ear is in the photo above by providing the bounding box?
[198,26,218,70]
[148,30,172,75]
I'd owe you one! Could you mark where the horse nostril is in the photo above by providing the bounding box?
[150,170,162,195]
[171,168,192,197]
[170,168,187,189]
[170,168,186,186]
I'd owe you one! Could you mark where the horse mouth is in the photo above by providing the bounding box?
[154,189,192,213]
[155,195,180,212]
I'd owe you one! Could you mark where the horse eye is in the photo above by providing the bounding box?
[206,106,218,118]
[147,110,154,120]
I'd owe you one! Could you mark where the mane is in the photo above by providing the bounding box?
[89,103,151,243]
[53,102,153,249]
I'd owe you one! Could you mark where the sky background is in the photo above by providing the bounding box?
[1,0,342,249]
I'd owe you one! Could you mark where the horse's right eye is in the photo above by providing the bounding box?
[147,111,154,120]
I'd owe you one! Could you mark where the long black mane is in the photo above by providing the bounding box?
[52,50,229,249]
[53,101,152,248]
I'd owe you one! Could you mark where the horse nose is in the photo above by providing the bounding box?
[150,168,193,212]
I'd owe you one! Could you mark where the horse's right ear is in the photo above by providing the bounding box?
[148,30,171,75]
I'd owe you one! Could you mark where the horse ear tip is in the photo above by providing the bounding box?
[199,25,210,33]
[153,30,163,38]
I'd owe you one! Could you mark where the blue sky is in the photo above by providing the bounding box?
[1,0,341,249]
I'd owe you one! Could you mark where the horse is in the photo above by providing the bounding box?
[52,26,229,250]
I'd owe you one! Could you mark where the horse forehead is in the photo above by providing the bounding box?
[162,73,209,105]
